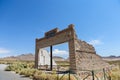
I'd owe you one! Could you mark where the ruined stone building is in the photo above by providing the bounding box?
[35,24,110,76]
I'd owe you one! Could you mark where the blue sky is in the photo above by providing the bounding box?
[0,0,120,58]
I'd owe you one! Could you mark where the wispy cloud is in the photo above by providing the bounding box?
[88,40,103,46]
[53,49,68,55]
[0,48,11,54]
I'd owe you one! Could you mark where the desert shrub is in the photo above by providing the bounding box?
[19,68,37,77]
[46,74,57,80]
[111,68,120,80]
[33,73,57,80]
[4,61,75,80]
[26,62,34,68]
[33,71,44,80]
[35,73,47,80]
[33,72,76,80]
[5,66,11,71]
[5,61,33,70]
[5,61,35,74]
[58,75,75,80]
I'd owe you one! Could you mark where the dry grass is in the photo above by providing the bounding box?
[107,60,120,80]
[111,68,120,80]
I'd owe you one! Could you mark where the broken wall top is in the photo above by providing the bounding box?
[36,24,95,54]
[36,24,76,48]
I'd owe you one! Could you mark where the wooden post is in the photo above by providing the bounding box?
[92,70,95,80]
[103,68,106,80]
[68,70,70,80]
[50,46,53,70]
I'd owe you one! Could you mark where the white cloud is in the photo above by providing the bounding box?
[88,40,103,46]
[0,48,11,54]
[53,49,68,55]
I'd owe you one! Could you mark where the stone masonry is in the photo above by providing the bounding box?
[35,24,109,74]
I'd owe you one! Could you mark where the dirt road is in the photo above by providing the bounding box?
[0,64,32,80]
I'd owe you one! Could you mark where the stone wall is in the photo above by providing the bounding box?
[75,39,109,71]
[35,24,76,70]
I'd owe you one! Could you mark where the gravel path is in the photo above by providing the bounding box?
[0,64,32,80]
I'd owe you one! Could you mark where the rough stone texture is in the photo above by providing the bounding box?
[35,24,110,75]
[75,39,109,71]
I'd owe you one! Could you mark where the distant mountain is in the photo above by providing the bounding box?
[53,56,65,61]
[102,55,120,61]
[103,55,120,58]
[102,55,120,58]
[17,53,35,61]
[0,53,35,61]
[1,53,119,62]
[0,54,66,62]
